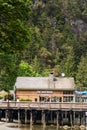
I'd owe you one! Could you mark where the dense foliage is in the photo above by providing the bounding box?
[0,0,87,91]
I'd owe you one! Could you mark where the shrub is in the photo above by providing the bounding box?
[19,98,32,101]
[0,96,3,99]
[4,93,13,101]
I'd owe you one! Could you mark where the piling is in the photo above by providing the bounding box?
[0,110,2,121]
[0,104,87,127]
[42,110,46,127]
[30,110,33,127]
[73,111,75,125]
[56,111,59,128]
[61,111,63,126]
[5,109,8,122]
[18,109,21,125]
[25,109,27,124]
[85,112,87,126]
[70,110,73,126]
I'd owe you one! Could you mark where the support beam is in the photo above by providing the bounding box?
[56,111,59,128]
[80,112,82,125]
[9,110,13,122]
[42,110,46,127]
[30,111,33,126]
[5,110,8,122]
[61,111,63,126]
[73,111,75,125]
[70,111,73,126]
[78,112,81,125]
[83,111,85,125]
[85,111,87,126]
[0,110,2,121]
[51,110,52,124]
[18,109,21,125]
[25,109,27,124]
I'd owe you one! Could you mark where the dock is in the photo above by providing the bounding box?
[0,101,87,110]
[0,101,87,127]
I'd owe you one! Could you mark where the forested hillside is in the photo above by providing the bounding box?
[0,0,87,91]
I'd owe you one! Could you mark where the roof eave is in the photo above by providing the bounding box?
[16,88,75,91]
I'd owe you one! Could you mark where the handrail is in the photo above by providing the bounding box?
[0,101,87,110]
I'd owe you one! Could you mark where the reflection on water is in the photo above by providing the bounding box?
[19,125,60,130]
[7,124,66,130]
[4,124,87,130]
[14,125,70,130]
[5,122,87,130]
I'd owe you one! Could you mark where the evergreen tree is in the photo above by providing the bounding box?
[0,0,87,90]
[0,0,32,53]
[61,45,76,77]
[76,55,87,87]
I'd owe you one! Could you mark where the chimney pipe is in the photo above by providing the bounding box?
[49,73,54,81]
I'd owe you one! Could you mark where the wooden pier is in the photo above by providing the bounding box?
[0,101,87,127]
[0,101,87,110]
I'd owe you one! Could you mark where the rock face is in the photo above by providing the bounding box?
[70,19,87,36]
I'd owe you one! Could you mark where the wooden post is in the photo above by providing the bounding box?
[78,112,81,125]
[9,110,13,122]
[0,110,2,121]
[5,109,13,123]
[42,110,46,127]
[73,111,75,125]
[18,109,21,125]
[5,110,8,122]
[56,111,59,128]
[65,111,67,119]
[30,111,33,127]
[25,109,27,124]
[80,111,82,125]
[51,110,52,124]
[83,111,85,125]
[61,111,63,126]
[85,112,87,126]
[70,111,73,127]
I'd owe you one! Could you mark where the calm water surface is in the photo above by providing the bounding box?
[7,124,72,130]
[1,122,86,130]
[19,125,62,130]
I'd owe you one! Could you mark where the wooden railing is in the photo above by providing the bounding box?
[0,101,87,110]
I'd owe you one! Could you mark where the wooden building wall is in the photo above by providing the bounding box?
[16,90,74,102]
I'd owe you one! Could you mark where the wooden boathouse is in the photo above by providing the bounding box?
[0,74,87,127]
[14,73,75,102]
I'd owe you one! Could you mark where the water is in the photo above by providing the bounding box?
[1,121,86,130]
[0,122,70,130]
[19,125,61,130]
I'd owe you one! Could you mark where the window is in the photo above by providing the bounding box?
[63,96,73,102]
[63,91,73,94]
